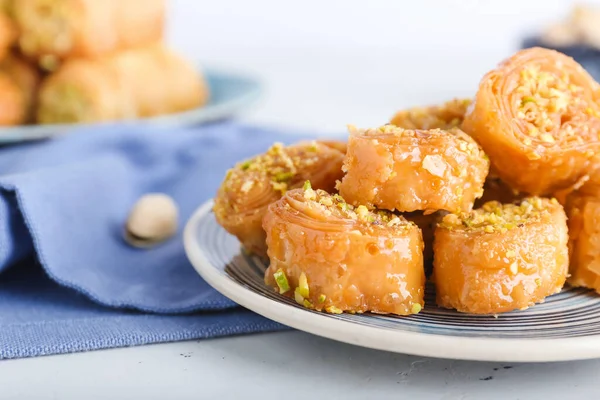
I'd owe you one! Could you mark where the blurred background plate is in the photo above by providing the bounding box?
[521,37,600,81]
[0,69,262,144]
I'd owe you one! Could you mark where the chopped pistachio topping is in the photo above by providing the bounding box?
[319,196,333,206]
[516,64,599,144]
[356,205,370,221]
[294,288,304,305]
[351,124,483,159]
[411,303,422,314]
[390,98,471,130]
[439,197,554,233]
[303,185,316,200]
[326,306,343,314]
[303,299,313,308]
[318,294,326,303]
[387,217,402,227]
[221,141,335,200]
[298,272,309,298]
[275,171,294,182]
[271,181,288,194]
[521,96,536,105]
[273,268,290,294]
[303,180,312,191]
[295,189,414,231]
[240,180,254,193]
[240,160,252,170]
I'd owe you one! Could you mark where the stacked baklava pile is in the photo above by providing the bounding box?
[214,47,600,316]
[0,0,208,127]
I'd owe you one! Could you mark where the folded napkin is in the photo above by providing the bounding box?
[0,122,325,359]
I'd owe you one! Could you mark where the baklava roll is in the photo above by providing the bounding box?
[339,125,489,214]
[0,0,10,12]
[37,44,208,123]
[462,47,600,195]
[567,193,600,292]
[390,98,471,130]
[433,197,568,314]
[264,186,425,315]
[0,71,24,126]
[317,140,347,154]
[1,53,41,123]
[0,12,16,61]
[213,141,345,259]
[565,175,600,292]
[14,0,165,64]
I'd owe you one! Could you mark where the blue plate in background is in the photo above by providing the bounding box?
[0,69,262,144]
[522,37,600,81]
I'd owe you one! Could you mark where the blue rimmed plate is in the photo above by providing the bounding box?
[184,200,600,362]
[0,69,262,143]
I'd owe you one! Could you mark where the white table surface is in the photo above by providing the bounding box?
[4,1,600,398]
[1,330,599,400]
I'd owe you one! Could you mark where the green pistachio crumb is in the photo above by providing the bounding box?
[298,272,309,298]
[273,268,290,294]
[274,171,294,182]
[522,96,536,105]
[411,303,422,314]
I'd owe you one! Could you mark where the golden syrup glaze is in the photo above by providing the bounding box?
[339,124,489,214]
[263,187,425,316]
[433,197,569,314]
[213,141,345,258]
[391,98,471,130]
[462,47,600,195]
[566,173,600,292]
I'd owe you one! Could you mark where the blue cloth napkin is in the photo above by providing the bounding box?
[0,122,324,359]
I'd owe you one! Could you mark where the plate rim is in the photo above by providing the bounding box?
[184,200,600,363]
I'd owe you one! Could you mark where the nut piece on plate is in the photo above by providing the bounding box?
[125,193,179,248]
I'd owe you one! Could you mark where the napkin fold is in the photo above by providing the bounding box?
[0,122,324,359]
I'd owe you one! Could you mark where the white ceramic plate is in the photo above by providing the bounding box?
[0,69,261,143]
[184,200,600,362]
